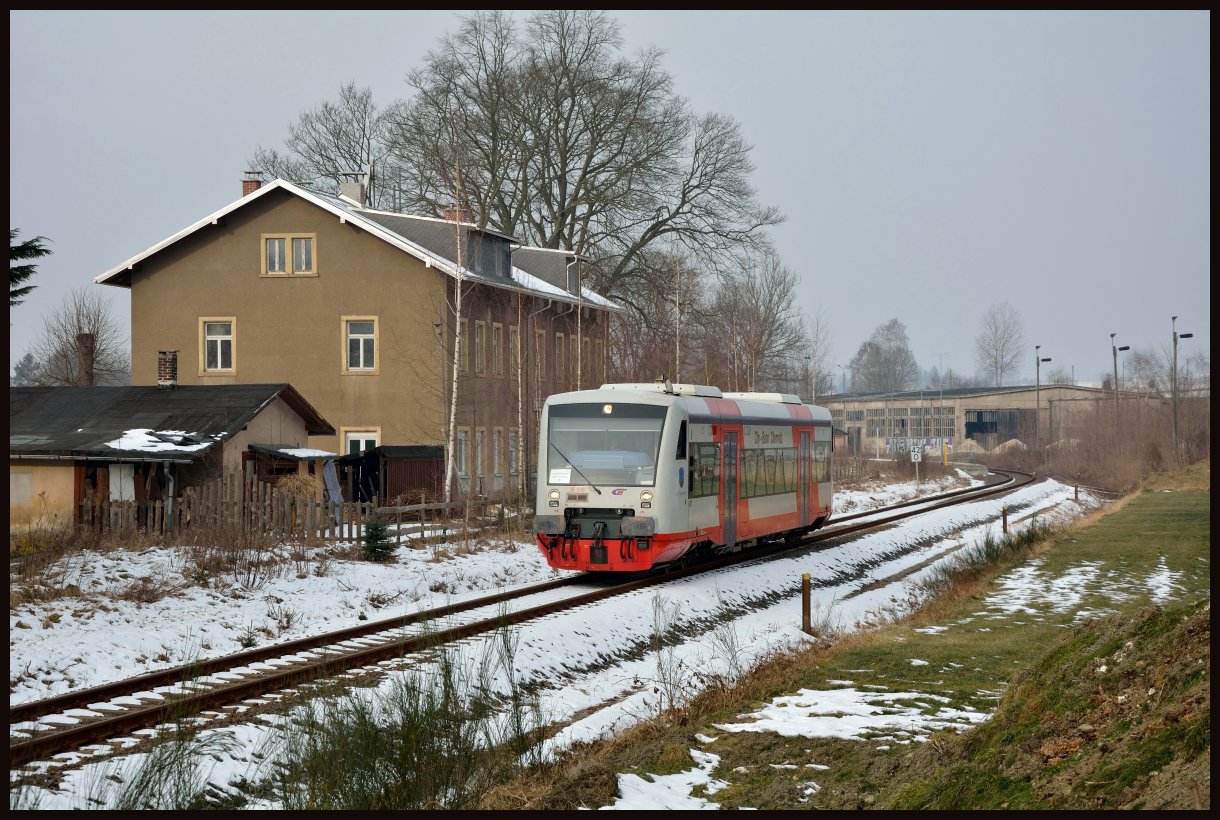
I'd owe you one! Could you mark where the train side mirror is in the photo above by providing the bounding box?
[688,455,696,469]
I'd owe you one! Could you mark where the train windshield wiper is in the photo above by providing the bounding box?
[548,441,602,495]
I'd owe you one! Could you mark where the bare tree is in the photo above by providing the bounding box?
[28,287,129,385]
[251,82,402,209]
[848,319,919,393]
[254,11,782,346]
[973,301,1025,387]
[805,305,834,400]
[722,252,810,390]
[1044,365,1074,385]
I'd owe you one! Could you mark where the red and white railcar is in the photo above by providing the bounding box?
[533,382,833,572]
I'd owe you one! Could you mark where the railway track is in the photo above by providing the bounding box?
[10,468,1034,771]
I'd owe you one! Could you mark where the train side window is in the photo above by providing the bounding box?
[675,421,687,459]
[691,442,720,498]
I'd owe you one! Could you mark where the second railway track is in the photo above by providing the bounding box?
[10,468,1033,771]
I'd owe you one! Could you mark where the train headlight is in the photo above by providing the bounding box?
[548,489,560,501]
[640,490,653,509]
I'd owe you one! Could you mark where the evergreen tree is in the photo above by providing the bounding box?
[11,352,41,386]
[10,229,51,307]
[362,512,397,562]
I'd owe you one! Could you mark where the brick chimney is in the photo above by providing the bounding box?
[77,333,96,386]
[443,205,472,223]
[242,170,264,197]
[158,349,179,389]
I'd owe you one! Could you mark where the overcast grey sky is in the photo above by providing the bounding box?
[9,10,1210,386]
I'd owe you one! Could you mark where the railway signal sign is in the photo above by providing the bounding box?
[910,450,921,462]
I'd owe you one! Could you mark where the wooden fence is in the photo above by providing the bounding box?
[76,470,521,545]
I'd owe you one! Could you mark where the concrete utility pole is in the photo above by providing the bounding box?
[1035,345,1051,449]
[1111,333,1129,430]
[1171,315,1193,462]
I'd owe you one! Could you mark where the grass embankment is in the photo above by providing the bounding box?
[486,464,1210,810]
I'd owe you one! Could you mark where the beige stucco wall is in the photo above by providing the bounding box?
[119,187,611,496]
[9,461,75,531]
[220,395,314,471]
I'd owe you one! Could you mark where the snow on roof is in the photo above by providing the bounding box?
[277,447,337,459]
[104,429,215,453]
[95,179,622,312]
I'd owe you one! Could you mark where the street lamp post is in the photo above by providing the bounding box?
[1110,333,1130,429]
[804,354,815,404]
[1035,346,1052,450]
[1172,316,1194,461]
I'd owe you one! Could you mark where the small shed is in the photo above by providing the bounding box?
[339,445,444,504]
[9,384,333,531]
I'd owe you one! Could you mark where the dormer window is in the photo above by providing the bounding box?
[262,233,317,276]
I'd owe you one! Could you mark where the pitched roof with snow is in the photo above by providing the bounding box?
[9,384,334,462]
[95,179,623,312]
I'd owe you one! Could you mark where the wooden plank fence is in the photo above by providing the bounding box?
[76,470,522,545]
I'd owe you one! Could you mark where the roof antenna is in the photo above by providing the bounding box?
[655,375,674,394]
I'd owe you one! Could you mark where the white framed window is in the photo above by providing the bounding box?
[262,233,316,276]
[474,320,486,373]
[508,430,519,476]
[474,427,486,477]
[201,318,235,372]
[342,428,379,456]
[493,428,504,476]
[344,317,377,372]
[456,428,470,475]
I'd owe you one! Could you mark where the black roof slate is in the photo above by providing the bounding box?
[9,384,334,461]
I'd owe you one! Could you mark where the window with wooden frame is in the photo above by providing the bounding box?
[508,429,519,475]
[493,427,504,476]
[570,334,578,386]
[474,427,487,477]
[534,329,545,383]
[200,317,235,373]
[474,320,486,373]
[341,427,379,456]
[459,319,469,372]
[262,233,317,276]
[509,325,520,374]
[342,316,378,373]
[492,323,504,377]
[456,428,470,475]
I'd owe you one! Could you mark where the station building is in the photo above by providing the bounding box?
[818,383,1130,458]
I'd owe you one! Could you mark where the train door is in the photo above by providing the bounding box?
[722,431,738,548]
[799,431,811,527]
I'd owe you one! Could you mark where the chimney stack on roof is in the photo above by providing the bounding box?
[242,170,265,197]
[443,205,472,223]
[77,333,96,386]
[158,349,179,389]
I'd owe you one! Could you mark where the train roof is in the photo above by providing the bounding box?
[544,383,832,423]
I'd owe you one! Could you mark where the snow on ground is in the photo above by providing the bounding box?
[12,471,1115,810]
[8,471,974,707]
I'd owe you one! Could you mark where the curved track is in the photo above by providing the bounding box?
[10,468,1033,770]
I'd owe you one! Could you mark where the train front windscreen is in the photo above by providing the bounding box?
[545,402,667,487]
